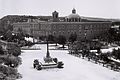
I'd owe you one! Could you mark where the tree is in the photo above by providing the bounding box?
[69,33,77,43]
[109,28,116,36]
[57,35,66,48]
[4,54,21,68]
[17,32,24,41]
[12,46,21,56]
[0,64,19,79]
[17,28,25,39]
[0,45,4,55]
[47,35,54,42]
[54,36,58,46]
[3,30,13,41]
[112,48,120,60]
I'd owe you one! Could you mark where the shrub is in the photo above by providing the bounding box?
[0,65,19,80]
[25,41,33,47]
[4,54,22,68]
[0,72,6,79]
[12,48,21,57]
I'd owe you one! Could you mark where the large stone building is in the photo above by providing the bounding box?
[13,19,41,36]
[13,9,112,41]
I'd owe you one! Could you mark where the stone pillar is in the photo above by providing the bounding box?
[46,40,50,58]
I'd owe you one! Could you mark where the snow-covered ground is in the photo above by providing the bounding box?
[18,44,120,80]
[49,44,68,50]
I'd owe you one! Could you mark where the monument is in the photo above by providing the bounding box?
[44,40,53,63]
[33,41,64,70]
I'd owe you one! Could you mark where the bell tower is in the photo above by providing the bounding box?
[72,8,76,14]
[52,11,59,22]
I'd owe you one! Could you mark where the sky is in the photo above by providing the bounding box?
[0,0,120,19]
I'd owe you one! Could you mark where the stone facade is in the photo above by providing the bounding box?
[39,22,111,40]
[13,20,41,37]
[13,9,112,41]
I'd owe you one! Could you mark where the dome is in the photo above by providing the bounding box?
[67,13,80,19]
[66,8,81,22]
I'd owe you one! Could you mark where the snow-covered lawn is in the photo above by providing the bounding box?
[49,44,68,50]
[18,44,120,80]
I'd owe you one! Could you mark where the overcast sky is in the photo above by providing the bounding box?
[0,0,120,19]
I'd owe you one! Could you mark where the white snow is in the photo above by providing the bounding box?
[101,46,120,53]
[18,44,120,80]
[25,37,38,43]
[49,44,68,50]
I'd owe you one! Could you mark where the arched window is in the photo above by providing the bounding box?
[53,31,56,35]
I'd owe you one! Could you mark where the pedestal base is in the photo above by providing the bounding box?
[44,57,53,63]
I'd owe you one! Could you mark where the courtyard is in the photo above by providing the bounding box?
[18,44,120,80]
